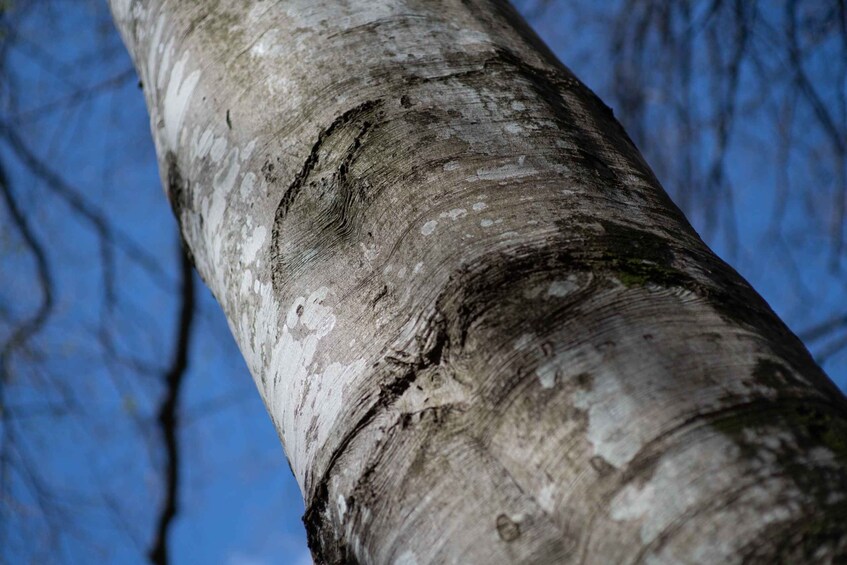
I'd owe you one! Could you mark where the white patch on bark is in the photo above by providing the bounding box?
[239,172,257,198]
[163,53,201,150]
[285,297,305,328]
[537,483,556,513]
[470,161,536,182]
[271,325,320,485]
[513,333,535,350]
[472,201,488,211]
[215,148,240,187]
[242,226,266,264]
[440,208,467,220]
[361,242,379,262]
[195,146,243,293]
[394,551,418,565]
[547,278,579,297]
[240,268,253,296]
[337,494,347,522]
[421,220,438,235]
[210,137,228,163]
[536,362,558,389]
[144,15,168,90]
[260,287,364,490]
[191,127,215,160]
[110,0,132,21]
[314,358,367,450]
[300,287,337,338]
[571,363,645,467]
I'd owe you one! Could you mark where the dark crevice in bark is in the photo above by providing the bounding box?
[620,395,847,485]
[148,246,196,565]
[737,503,847,563]
[303,316,451,564]
[369,284,389,308]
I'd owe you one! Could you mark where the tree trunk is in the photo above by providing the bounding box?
[109,0,847,562]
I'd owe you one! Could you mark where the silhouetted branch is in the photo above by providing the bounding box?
[800,312,847,343]
[148,243,196,565]
[786,0,847,264]
[0,160,55,381]
[0,158,55,551]
[0,121,173,289]
[816,332,847,364]
[11,67,136,124]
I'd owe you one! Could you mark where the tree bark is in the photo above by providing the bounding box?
[109,0,847,562]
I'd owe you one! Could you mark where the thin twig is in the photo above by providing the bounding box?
[148,242,196,565]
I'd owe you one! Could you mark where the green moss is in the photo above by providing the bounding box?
[593,220,694,288]
[789,403,847,460]
[710,409,766,438]
[708,400,847,514]
[711,400,847,461]
[751,358,808,391]
[791,508,847,556]
[608,256,690,288]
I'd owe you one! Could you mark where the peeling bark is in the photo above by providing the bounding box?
[109,1,847,563]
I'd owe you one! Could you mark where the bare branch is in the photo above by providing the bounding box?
[0,122,173,289]
[148,243,196,565]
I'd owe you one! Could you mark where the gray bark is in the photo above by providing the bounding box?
[109,0,847,563]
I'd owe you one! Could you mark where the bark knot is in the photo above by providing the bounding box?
[271,99,385,292]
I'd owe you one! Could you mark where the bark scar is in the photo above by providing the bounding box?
[270,99,384,291]
[273,99,382,222]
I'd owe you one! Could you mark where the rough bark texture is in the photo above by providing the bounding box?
[110,1,847,563]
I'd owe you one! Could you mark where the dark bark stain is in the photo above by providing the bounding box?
[495,513,521,542]
[370,284,389,308]
[165,151,197,269]
[261,160,277,183]
[166,151,188,221]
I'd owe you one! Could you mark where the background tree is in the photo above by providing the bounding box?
[1,0,845,563]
